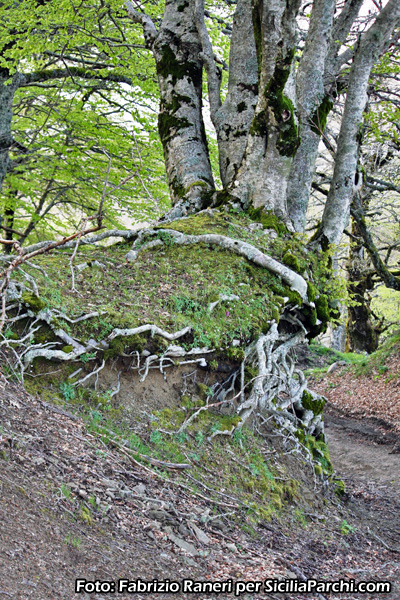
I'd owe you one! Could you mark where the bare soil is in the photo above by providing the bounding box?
[1,377,400,600]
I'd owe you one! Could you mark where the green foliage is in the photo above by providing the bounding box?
[60,382,75,402]
[1,0,169,243]
[341,519,357,535]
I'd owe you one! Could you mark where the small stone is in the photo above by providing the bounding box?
[190,523,210,545]
[125,250,138,262]
[132,483,146,495]
[178,524,190,537]
[226,543,237,553]
[168,533,199,556]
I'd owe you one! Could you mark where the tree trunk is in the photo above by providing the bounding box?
[286,0,335,231]
[154,0,216,217]
[0,72,20,192]
[317,0,400,247]
[231,0,301,220]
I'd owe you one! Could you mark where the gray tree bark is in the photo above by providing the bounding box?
[317,0,400,246]
[286,0,335,232]
[127,0,215,218]
[0,72,20,192]
[231,0,301,221]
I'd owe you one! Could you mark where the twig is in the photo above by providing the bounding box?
[72,359,106,387]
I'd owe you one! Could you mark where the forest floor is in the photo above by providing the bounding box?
[1,357,399,600]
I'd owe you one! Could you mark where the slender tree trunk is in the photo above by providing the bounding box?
[212,0,258,188]
[287,0,335,232]
[317,0,400,247]
[154,0,216,217]
[0,72,20,192]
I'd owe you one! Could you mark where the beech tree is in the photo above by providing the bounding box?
[126,0,400,240]
[1,0,400,445]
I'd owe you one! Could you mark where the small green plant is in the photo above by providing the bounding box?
[80,351,96,364]
[88,495,97,510]
[176,431,188,443]
[195,431,205,446]
[60,382,75,402]
[65,533,81,549]
[340,519,356,535]
[59,484,72,500]
[80,505,93,525]
[294,508,308,528]
[157,230,176,246]
[150,430,163,445]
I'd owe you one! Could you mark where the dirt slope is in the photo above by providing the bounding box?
[1,378,399,600]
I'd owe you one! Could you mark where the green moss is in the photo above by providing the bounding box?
[310,96,333,135]
[249,49,300,156]
[197,383,211,401]
[284,287,303,307]
[219,415,241,431]
[305,435,333,476]
[282,252,300,272]
[248,207,288,235]
[271,307,280,323]
[314,464,323,476]
[301,390,325,416]
[104,334,147,360]
[334,478,346,496]
[315,294,330,323]
[214,189,237,208]
[21,292,46,313]
[226,347,245,362]
[244,365,258,386]
[303,306,318,327]
[62,345,73,354]
[157,44,202,88]
[307,281,317,302]
[158,112,190,145]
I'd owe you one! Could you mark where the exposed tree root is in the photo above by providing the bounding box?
[125,228,310,300]
[0,222,326,471]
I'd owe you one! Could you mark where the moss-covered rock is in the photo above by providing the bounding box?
[21,292,46,313]
[248,207,288,235]
[301,390,325,416]
[282,251,300,272]
[315,294,330,323]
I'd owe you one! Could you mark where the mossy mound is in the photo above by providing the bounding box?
[10,210,344,359]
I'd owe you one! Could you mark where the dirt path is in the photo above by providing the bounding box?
[325,409,400,556]
[325,410,400,492]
